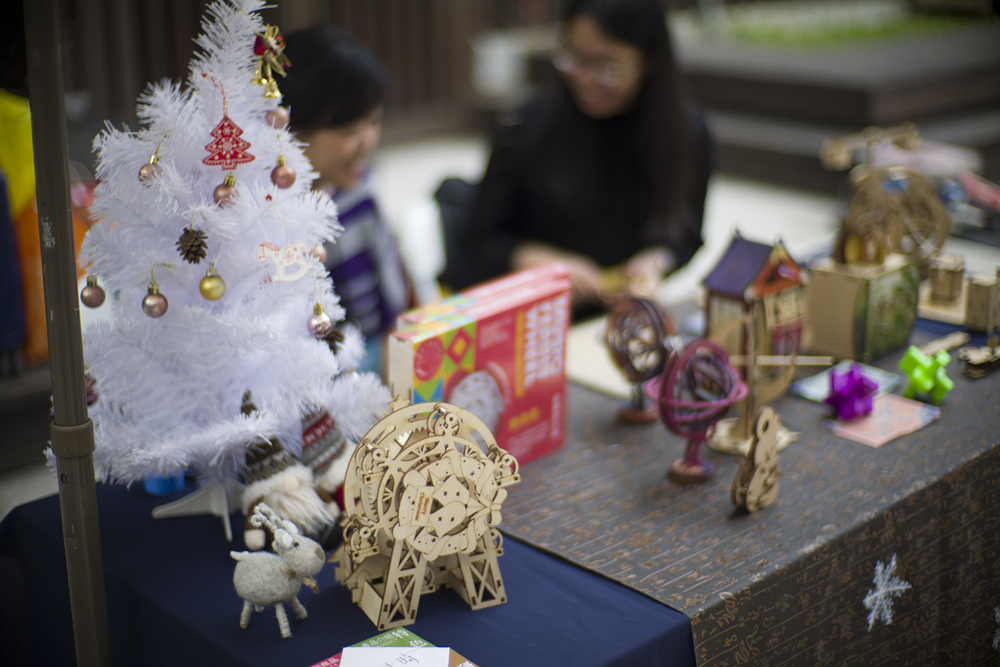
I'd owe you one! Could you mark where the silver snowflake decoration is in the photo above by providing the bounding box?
[992,606,1000,654]
[862,553,911,631]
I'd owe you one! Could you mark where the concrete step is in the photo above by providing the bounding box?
[679,22,1000,127]
[705,106,1000,193]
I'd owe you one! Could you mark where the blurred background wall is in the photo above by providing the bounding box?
[47,0,1000,190]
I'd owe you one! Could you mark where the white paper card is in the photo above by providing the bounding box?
[340,646,451,667]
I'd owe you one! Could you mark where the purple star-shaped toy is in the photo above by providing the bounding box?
[824,363,878,421]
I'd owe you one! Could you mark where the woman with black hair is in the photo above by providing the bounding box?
[281,26,409,375]
[440,0,711,317]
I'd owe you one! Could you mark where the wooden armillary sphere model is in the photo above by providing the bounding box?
[820,123,950,268]
[331,398,520,630]
[645,340,747,483]
[604,296,676,423]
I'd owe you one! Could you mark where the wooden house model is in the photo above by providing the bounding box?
[702,233,806,364]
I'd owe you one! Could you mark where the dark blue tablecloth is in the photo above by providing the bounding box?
[0,482,695,667]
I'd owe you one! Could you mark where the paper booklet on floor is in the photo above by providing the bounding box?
[310,627,479,667]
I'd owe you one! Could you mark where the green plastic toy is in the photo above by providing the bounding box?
[898,345,953,404]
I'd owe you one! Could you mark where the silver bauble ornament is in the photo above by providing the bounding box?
[308,303,334,338]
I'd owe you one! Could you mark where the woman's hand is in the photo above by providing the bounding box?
[623,247,674,298]
[511,242,603,307]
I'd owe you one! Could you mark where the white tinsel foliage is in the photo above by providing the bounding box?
[76,0,389,486]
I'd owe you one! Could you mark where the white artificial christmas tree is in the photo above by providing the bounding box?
[76,0,390,541]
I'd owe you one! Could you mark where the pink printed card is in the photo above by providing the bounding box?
[830,393,940,448]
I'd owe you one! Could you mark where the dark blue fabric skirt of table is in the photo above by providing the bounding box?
[0,482,695,667]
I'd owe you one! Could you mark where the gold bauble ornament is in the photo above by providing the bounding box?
[200,265,226,301]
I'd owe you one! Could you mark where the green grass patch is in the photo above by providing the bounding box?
[727,13,993,50]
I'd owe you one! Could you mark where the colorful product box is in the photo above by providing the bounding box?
[388,264,572,465]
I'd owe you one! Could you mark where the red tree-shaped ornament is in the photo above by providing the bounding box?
[203,114,255,170]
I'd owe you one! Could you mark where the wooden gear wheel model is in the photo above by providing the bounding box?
[331,399,520,630]
[840,167,949,266]
[822,125,950,268]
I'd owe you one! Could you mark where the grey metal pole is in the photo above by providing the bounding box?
[23,0,112,664]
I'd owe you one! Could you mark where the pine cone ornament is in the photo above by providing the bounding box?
[323,327,345,354]
[176,227,208,264]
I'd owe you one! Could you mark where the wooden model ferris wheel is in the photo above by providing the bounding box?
[330,398,520,630]
[821,123,950,267]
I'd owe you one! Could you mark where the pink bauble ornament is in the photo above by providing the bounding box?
[84,373,98,406]
[213,173,236,206]
[265,107,290,129]
[270,160,296,189]
[142,293,168,318]
[308,303,334,338]
[142,281,168,318]
[213,183,234,206]
[310,243,327,264]
[80,276,106,308]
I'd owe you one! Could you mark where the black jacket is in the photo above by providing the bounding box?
[439,91,712,293]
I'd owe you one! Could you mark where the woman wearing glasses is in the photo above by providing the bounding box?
[439,0,710,317]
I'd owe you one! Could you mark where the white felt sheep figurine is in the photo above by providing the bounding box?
[231,503,326,638]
